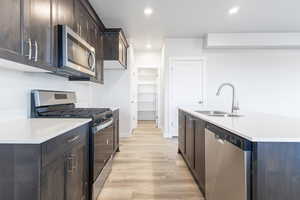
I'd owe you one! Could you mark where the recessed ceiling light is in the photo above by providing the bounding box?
[228,6,240,15]
[146,44,152,49]
[144,8,153,16]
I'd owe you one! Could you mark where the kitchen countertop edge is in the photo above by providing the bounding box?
[0,118,92,144]
[179,107,300,143]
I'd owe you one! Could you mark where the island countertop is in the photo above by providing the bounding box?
[0,118,91,144]
[180,107,300,142]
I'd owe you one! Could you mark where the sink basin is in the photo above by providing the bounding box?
[195,110,243,117]
[196,110,228,116]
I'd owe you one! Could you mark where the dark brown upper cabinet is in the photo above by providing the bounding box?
[0,0,23,63]
[25,0,53,68]
[0,0,56,71]
[56,0,74,30]
[103,28,129,69]
[74,0,90,42]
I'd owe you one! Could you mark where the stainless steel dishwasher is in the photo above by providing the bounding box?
[205,124,252,200]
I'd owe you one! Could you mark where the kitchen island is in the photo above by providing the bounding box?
[178,107,300,200]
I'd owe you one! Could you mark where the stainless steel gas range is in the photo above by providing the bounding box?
[31,90,115,200]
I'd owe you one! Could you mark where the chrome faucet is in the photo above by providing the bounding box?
[216,83,240,114]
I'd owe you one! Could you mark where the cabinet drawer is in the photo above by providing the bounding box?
[41,125,88,167]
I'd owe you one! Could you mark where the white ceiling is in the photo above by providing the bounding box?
[90,0,300,50]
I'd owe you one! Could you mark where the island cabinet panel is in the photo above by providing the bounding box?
[194,118,206,194]
[178,110,186,154]
[185,115,195,169]
[252,142,300,200]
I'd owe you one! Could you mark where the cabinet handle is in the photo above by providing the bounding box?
[67,156,74,173]
[67,154,77,173]
[106,139,109,145]
[80,25,82,36]
[67,135,80,143]
[34,41,38,62]
[26,38,32,60]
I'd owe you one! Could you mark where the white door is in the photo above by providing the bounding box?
[130,69,138,129]
[129,48,138,131]
[169,58,205,137]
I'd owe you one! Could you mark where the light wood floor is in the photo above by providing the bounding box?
[98,121,204,200]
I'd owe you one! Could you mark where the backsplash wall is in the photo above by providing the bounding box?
[0,67,101,122]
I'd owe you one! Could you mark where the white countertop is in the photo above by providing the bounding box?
[180,107,300,142]
[111,107,119,112]
[0,118,91,144]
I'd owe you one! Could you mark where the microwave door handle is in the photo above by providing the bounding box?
[88,52,96,72]
[91,52,96,71]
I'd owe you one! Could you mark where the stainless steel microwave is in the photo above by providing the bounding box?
[58,25,96,77]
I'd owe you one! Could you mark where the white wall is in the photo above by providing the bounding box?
[0,67,99,122]
[162,39,204,137]
[203,48,300,118]
[135,51,162,67]
[0,48,135,138]
[162,38,300,138]
[90,46,135,137]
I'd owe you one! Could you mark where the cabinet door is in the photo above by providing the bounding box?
[41,156,65,200]
[123,42,127,67]
[185,115,195,169]
[195,119,206,193]
[57,0,74,29]
[65,143,88,200]
[113,117,119,152]
[178,110,186,153]
[74,0,89,41]
[95,31,104,83]
[26,0,52,67]
[87,18,97,46]
[0,0,23,60]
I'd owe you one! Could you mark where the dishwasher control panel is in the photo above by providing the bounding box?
[206,123,252,151]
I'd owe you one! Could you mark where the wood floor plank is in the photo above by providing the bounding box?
[98,122,204,200]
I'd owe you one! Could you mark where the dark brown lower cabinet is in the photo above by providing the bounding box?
[178,110,206,196]
[113,109,120,152]
[185,115,195,169]
[0,124,89,200]
[178,110,186,154]
[65,143,88,200]
[194,119,206,194]
[41,155,65,200]
[252,142,300,200]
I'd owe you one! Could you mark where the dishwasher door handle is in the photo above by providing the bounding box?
[217,138,225,144]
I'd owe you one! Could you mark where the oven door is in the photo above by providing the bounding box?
[92,119,114,181]
[59,25,96,77]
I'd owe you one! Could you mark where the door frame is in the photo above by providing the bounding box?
[167,57,206,138]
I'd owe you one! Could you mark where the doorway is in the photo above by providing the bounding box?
[137,67,159,127]
[168,57,205,137]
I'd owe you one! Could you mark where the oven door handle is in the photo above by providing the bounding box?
[92,119,114,134]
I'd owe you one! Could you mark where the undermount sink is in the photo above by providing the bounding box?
[195,110,243,117]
